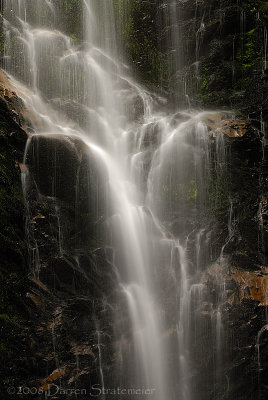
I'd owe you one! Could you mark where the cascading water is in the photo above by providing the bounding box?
[1,1,238,399]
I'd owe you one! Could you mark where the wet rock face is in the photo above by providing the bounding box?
[197,118,267,399]
[129,1,266,119]
[178,0,267,118]
[0,71,116,397]
[0,71,29,394]
[202,113,254,137]
[203,113,267,261]
[0,72,28,270]
[161,114,267,400]
[198,263,268,400]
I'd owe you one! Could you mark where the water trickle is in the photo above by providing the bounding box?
[215,310,223,380]
[256,324,268,385]
[264,26,267,70]
[96,328,105,400]
[257,199,266,265]
[51,322,59,369]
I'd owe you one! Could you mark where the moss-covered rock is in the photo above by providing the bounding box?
[114,0,169,88]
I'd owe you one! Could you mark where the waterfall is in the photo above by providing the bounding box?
[1,1,234,399]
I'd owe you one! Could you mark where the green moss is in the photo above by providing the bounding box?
[187,179,198,201]
[234,26,262,93]
[70,33,79,42]
[197,65,210,99]
[243,0,268,16]
[196,93,209,101]
[0,313,21,326]
[54,0,83,39]
[243,0,261,12]
[239,30,261,70]
[200,74,208,90]
[0,341,7,351]
[114,0,168,87]
[195,0,266,109]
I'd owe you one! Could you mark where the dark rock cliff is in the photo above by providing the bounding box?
[0,1,267,399]
[0,71,31,395]
[120,0,267,118]
[0,71,115,399]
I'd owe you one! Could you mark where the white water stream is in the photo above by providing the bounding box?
[1,1,232,399]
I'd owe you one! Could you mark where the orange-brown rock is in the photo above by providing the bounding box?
[68,370,89,384]
[70,343,94,357]
[27,294,45,308]
[0,70,20,99]
[0,70,30,132]
[39,366,68,391]
[202,264,268,306]
[202,112,251,137]
[30,277,49,292]
[231,269,268,306]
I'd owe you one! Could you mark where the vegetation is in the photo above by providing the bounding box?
[114,0,168,87]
